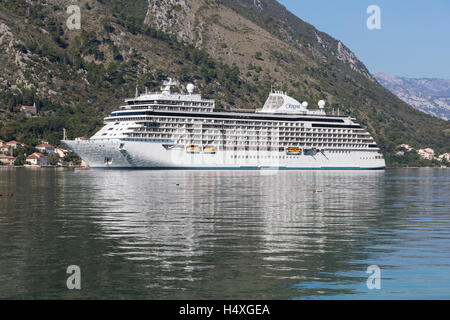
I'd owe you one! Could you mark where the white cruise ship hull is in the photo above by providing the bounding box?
[63,139,386,170]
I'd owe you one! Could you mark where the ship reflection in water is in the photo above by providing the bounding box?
[0,168,449,299]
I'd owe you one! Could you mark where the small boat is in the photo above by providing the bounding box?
[203,146,216,154]
[286,147,301,155]
[186,146,200,154]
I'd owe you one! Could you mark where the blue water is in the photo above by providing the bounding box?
[0,168,449,299]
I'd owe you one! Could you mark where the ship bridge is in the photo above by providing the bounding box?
[120,78,215,112]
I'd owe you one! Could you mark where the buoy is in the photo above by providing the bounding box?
[0,193,2,197]
[313,189,322,193]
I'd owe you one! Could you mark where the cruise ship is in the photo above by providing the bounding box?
[62,78,385,170]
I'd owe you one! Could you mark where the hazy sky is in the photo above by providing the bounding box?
[278,0,450,79]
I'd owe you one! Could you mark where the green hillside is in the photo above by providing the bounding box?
[0,0,448,166]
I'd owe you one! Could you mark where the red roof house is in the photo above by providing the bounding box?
[20,103,37,115]
[0,144,13,154]
[26,152,48,166]
[6,140,24,149]
[36,143,55,154]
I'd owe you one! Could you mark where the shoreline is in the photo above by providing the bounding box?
[0,165,447,169]
[0,165,86,169]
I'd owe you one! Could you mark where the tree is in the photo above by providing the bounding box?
[63,152,81,165]
[14,154,26,166]
[14,145,37,157]
[48,153,60,165]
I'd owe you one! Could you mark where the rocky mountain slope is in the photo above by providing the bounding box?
[375,73,450,120]
[0,0,448,164]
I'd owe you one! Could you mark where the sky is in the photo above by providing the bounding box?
[278,0,450,79]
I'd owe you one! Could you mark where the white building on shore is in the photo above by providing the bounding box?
[417,148,435,160]
[26,152,48,166]
[438,153,450,162]
[36,143,55,154]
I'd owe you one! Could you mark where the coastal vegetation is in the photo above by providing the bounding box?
[0,0,448,167]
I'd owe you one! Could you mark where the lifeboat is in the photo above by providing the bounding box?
[186,146,200,154]
[286,147,301,155]
[203,146,216,154]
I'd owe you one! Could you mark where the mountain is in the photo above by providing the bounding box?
[375,73,450,120]
[0,0,448,165]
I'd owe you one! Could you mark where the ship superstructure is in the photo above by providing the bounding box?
[63,78,385,169]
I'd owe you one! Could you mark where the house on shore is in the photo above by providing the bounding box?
[397,144,413,152]
[55,148,69,158]
[20,103,37,115]
[0,144,13,155]
[26,152,48,166]
[417,148,435,160]
[438,153,450,162]
[0,154,15,165]
[36,143,55,154]
[6,140,25,149]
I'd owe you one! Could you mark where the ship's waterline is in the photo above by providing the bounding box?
[63,78,385,169]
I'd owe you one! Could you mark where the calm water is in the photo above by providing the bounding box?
[0,168,449,299]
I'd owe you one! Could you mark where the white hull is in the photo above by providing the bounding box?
[63,139,386,170]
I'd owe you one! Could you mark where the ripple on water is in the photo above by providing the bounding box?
[0,168,449,299]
